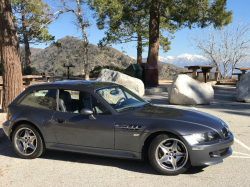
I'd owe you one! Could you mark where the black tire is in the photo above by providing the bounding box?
[148,134,190,175]
[12,124,46,159]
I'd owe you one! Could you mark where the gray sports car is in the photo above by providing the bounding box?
[2,80,234,175]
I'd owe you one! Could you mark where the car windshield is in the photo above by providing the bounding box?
[96,86,148,112]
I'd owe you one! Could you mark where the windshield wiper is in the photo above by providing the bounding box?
[143,103,152,107]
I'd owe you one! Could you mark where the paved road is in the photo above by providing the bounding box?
[0,85,250,187]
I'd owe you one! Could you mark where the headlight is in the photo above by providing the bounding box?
[193,131,221,143]
[222,123,231,137]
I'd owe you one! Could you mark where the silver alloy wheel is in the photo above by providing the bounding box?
[14,128,37,156]
[155,138,188,171]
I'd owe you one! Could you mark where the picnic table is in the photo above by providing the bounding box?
[0,75,51,105]
[233,67,250,80]
[184,65,220,83]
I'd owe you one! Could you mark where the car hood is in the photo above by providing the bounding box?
[130,105,225,132]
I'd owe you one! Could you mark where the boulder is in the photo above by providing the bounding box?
[168,74,214,105]
[96,69,145,96]
[236,72,250,102]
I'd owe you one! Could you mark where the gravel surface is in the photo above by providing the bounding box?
[0,85,250,187]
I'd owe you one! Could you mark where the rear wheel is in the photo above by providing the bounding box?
[12,124,45,159]
[149,134,190,175]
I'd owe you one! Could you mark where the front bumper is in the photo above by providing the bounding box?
[182,134,234,166]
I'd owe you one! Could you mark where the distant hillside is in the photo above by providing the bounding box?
[24,36,187,80]
[28,36,136,76]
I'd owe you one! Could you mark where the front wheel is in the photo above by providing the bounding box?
[149,134,190,175]
[12,124,45,159]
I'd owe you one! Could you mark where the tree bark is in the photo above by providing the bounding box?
[76,0,89,80]
[0,0,23,112]
[137,34,142,64]
[21,3,31,69]
[147,0,160,65]
[23,32,31,68]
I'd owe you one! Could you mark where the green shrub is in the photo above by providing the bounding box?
[22,66,39,75]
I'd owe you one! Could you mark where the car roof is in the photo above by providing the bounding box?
[29,80,120,90]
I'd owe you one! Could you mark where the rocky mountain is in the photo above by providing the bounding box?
[158,53,211,68]
[158,53,250,76]
[29,36,136,76]
[26,36,186,80]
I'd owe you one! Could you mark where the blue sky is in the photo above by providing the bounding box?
[33,0,249,59]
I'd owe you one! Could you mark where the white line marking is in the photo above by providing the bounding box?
[234,138,250,151]
[233,151,250,156]
[230,156,250,159]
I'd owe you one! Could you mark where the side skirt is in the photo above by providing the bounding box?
[46,143,142,160]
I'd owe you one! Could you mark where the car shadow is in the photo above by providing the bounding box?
[0,128,205,176]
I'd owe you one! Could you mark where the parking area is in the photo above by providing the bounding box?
[0,85,250,187]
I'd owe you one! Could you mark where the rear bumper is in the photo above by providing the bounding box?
[2,121,11,140]
[182,134,234,166]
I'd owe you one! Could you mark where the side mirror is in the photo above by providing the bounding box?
[80,108,96,120]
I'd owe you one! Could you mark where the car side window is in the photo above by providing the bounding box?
[20,89,57,110]
[57,89,111,115]
[58,89,80,113]
[91,95,111,115]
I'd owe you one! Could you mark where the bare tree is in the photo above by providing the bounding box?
[188,28,221,71]
[189,17,250,79]
[0,0,23,112]
[55,0,90,80]
[230,19,250,76]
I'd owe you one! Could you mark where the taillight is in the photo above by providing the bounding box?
[6,113,9,121]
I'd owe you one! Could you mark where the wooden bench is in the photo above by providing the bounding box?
[179,71,193,74]
[197,71,221,81]
[209,71,221,81]
[41,72,54,82]
[232,73,242,81]
[48,72,55,77]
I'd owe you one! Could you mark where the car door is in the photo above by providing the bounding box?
[51,89,114,149]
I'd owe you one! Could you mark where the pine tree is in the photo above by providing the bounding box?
[12,0,54,71]
[90,0,232,65]
[0,0,23,112]
[89,0,174,64]
[146,0,232,64]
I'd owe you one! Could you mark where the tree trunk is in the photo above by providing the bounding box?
[223,65,228,79]
[147,0,160,65]
[137,34,142,64]
[231,64,236,79]
[76,0,89,80]
[23,33,31,68]
[21,4,31,69]
[0,0,23,112]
